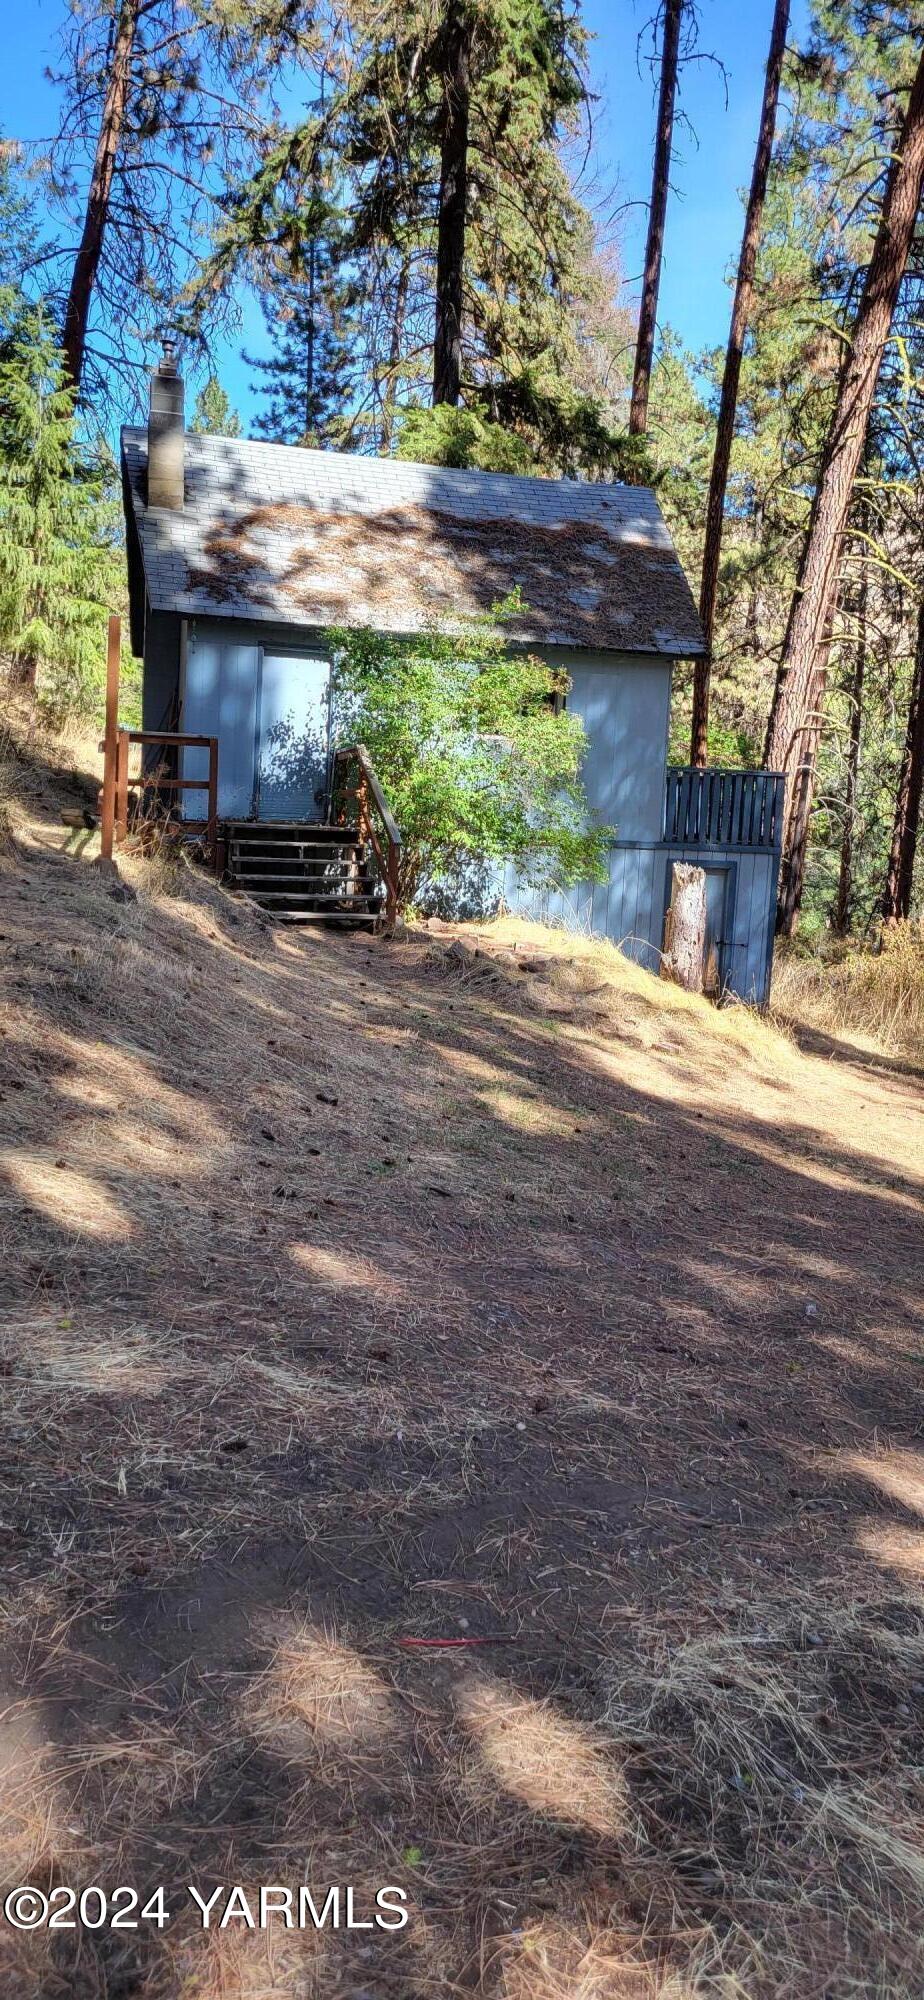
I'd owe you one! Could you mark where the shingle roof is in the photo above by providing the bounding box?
[121,428,706,657]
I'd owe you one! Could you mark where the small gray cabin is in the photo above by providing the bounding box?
[121,349,783,1004]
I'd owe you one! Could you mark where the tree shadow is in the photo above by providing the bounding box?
[1,796,923,1996]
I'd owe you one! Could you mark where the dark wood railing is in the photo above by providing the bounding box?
[332,743,402,925]
[664,766,786,851]
[104,729,219,870]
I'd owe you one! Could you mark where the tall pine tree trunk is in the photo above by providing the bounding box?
[629,0,683,437]
[882,598,924,923]
[304,237,316,436]
[62,0,139,393]
[691,0,789,765]
[766,43,924,935]
[832,555,868,933]
[381,259,410,449]
[432,0,471,408]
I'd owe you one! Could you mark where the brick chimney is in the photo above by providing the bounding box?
[147,336,184,509]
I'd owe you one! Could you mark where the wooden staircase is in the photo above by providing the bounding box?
[224,822,384,926]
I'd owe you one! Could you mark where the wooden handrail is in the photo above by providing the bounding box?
[332,743,402,925]
[108,727,220,871]
[356,743,402,851]
[123,730,217,748]
[100,614,120,860]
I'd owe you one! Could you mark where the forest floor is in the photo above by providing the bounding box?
[0,723,923,2000]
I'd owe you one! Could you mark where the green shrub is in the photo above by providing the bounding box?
[329,598,611,912]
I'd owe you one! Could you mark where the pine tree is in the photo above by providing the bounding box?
[191,375,242,436]
[691,0,790,764]
[882,600,924,924]
[0,301,120,717]
[766,39,924,934]
[46,0,311,404]
[205,0,622,467]
[0,142,45,302]
[246,233,354,446]
[630,0,683,437]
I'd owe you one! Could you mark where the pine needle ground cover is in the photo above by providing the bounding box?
[0,727,922,1999]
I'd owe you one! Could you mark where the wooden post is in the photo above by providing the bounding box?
[385,848,398,927]
[206,737,218,871]
[115,728,130,842]
[662,863,707,992]
[100,613,120,859]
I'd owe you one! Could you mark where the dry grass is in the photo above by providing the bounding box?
[772,923,924,1062]
[605,1595,924,1997]
[0,718,921,1997]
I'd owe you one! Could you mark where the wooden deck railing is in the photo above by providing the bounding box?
[332,743,402,925]
[664,766,786,851]
[105,729,219,869]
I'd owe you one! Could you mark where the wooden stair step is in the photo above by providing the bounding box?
[270,910,380,925]
[225,822,361,839]
[231,855,369,869]
[248,891,381,906]
[233,865,375,881]
[229,842,363,858]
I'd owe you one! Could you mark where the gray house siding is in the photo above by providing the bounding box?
[507,842,780,1005]
[555,651,672,841]
[180,622,261,817]
[167,626,676,842]
[504,649,781,1005]
[141,608,183,735]
[156,614,334,819]
[134,609,780,1007]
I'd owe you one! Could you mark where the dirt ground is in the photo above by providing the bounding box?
[0,732,922,1999]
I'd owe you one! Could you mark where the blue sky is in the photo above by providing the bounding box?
[3,0,811,428]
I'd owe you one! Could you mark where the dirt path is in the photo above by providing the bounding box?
[0,751,922,1998]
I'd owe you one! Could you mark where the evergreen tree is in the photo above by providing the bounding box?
[630,0,683,437]
[246,245,354,446]
[205,0,632,469]
[766,37,924,933]
[0,301,120,718]
[45,0,313,405]
[0,142,45,302]
[692,0,790,764]
[191,375,242,435]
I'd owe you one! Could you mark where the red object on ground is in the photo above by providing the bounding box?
[397,1636,514,1648]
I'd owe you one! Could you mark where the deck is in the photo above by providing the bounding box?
[664,767,786,851]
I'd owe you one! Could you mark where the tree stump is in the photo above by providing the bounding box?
[662,863,707,992]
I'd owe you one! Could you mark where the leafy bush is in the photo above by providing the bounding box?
[329,600,611,912]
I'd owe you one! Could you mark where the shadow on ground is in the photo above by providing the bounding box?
[0,752,922,1998]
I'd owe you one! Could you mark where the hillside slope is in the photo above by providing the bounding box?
[1,740,923,1999]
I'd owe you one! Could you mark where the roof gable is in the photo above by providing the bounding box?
[121,429,706,657]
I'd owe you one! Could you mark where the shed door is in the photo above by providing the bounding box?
[703,867,730,996]
[256,653,331,821]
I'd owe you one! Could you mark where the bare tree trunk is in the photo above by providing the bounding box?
[662,862,707,991]
[62,0,139,393]
[882,598,924,923]
[691,0,789,765]
[432,0,471,408]
[832,548,868,933]
[767,43,924,936]
[629,0,683,438]
[380,259,409,450]
[10,653,39,692]
[305,237,317,435]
